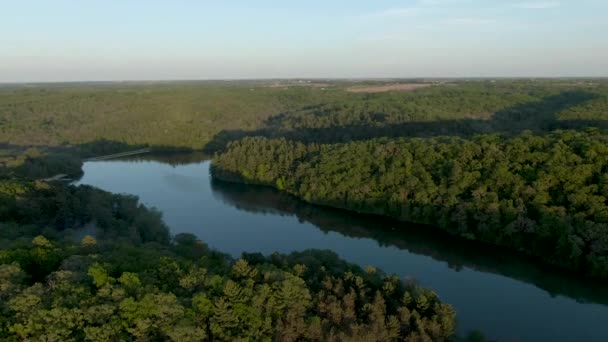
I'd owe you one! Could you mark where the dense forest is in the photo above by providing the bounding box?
[210,179,608,306]
[0,82,332,149]
[210,81,608,150]
[3,79,608,339]
[0,148,456,341]
[2,80,607,152]
[212,129,608,278]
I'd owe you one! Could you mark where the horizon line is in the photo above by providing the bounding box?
[2,76,608,85]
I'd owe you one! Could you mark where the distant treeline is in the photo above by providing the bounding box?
[0,83,333,149]
[2,81,607,152]
[212,129,608,278]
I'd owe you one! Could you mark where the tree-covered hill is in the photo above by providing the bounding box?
[210,179,608,306]
[211,129,608,278]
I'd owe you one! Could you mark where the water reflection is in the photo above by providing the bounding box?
[78,155,608,341]
[115,151,209,166]
[210,179,608,306]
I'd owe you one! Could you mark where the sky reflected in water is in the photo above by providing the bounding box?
[77,156,608,342]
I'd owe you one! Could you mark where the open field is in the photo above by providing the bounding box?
[346,83,432,93]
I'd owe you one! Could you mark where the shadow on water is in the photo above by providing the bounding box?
[204,90,608,153]
[210,178,608,306]
[107,151,209,166]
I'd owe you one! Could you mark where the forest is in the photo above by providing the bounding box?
[0,82,331,149]
[208,81,608,151]
[2,80,607,152]
[212,129,608,278]
[0,148,456,341]
[2,79,608,339]
[209,179,608,306]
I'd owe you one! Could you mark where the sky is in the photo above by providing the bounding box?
[1,0,607,82]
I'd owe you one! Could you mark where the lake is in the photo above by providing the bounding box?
[76,154,608,342]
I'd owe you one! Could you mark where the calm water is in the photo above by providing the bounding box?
[77,154,608,342]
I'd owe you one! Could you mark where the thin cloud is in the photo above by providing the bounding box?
[363,0,472,19]
[413,17,498,31]
[513,1,561,9]
[357,32,415,43]
[419,0,470,5]
[367,7,420,18]
[443,17,496,25]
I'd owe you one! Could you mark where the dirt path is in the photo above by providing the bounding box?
[42,174,69,182]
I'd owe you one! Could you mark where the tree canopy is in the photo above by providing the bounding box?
[212,129,608,278]
[0,147,455,341]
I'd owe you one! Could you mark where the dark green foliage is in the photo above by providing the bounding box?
[212,129,608,278]
[260,85,608,138]
[207,81,608,152]
[0,147,83,179]
[0,181,169,246]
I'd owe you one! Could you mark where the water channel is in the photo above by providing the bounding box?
[76,154,608,342]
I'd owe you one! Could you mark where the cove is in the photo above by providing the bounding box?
[76,154,608,342]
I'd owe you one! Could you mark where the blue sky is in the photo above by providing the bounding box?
[1,0,606,81]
